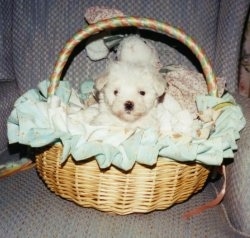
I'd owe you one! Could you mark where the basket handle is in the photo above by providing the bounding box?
[48,16,218,97]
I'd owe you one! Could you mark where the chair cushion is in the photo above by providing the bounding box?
[0,164,246,238]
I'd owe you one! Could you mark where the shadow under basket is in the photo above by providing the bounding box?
[36,145,210,215]
[35,16,218,215]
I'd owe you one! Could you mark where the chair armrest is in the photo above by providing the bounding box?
[219,94,250,235]
[214,0,250,93]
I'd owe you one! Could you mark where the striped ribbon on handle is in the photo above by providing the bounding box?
[48,16,218,97]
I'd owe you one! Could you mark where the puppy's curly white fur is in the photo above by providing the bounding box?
[117,35,161,68]
[92,61,166,130]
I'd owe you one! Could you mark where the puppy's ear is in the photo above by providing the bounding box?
[95,72,108,91]
[153,75,167,97]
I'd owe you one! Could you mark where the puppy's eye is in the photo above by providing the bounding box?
[114,90,118,95]
[139,91,146,96]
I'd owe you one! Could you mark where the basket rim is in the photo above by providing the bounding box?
[37,143,212,168]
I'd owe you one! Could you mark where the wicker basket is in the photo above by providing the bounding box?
[36,17,216,215]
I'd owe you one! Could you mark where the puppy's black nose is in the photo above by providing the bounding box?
[124,101,134,111]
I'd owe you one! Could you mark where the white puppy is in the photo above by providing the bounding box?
[92,61,166,130]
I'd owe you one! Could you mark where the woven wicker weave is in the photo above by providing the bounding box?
[36,145,210,214]
[36,17,214,214]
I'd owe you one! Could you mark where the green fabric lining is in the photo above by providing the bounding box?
[7,80,246,171]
